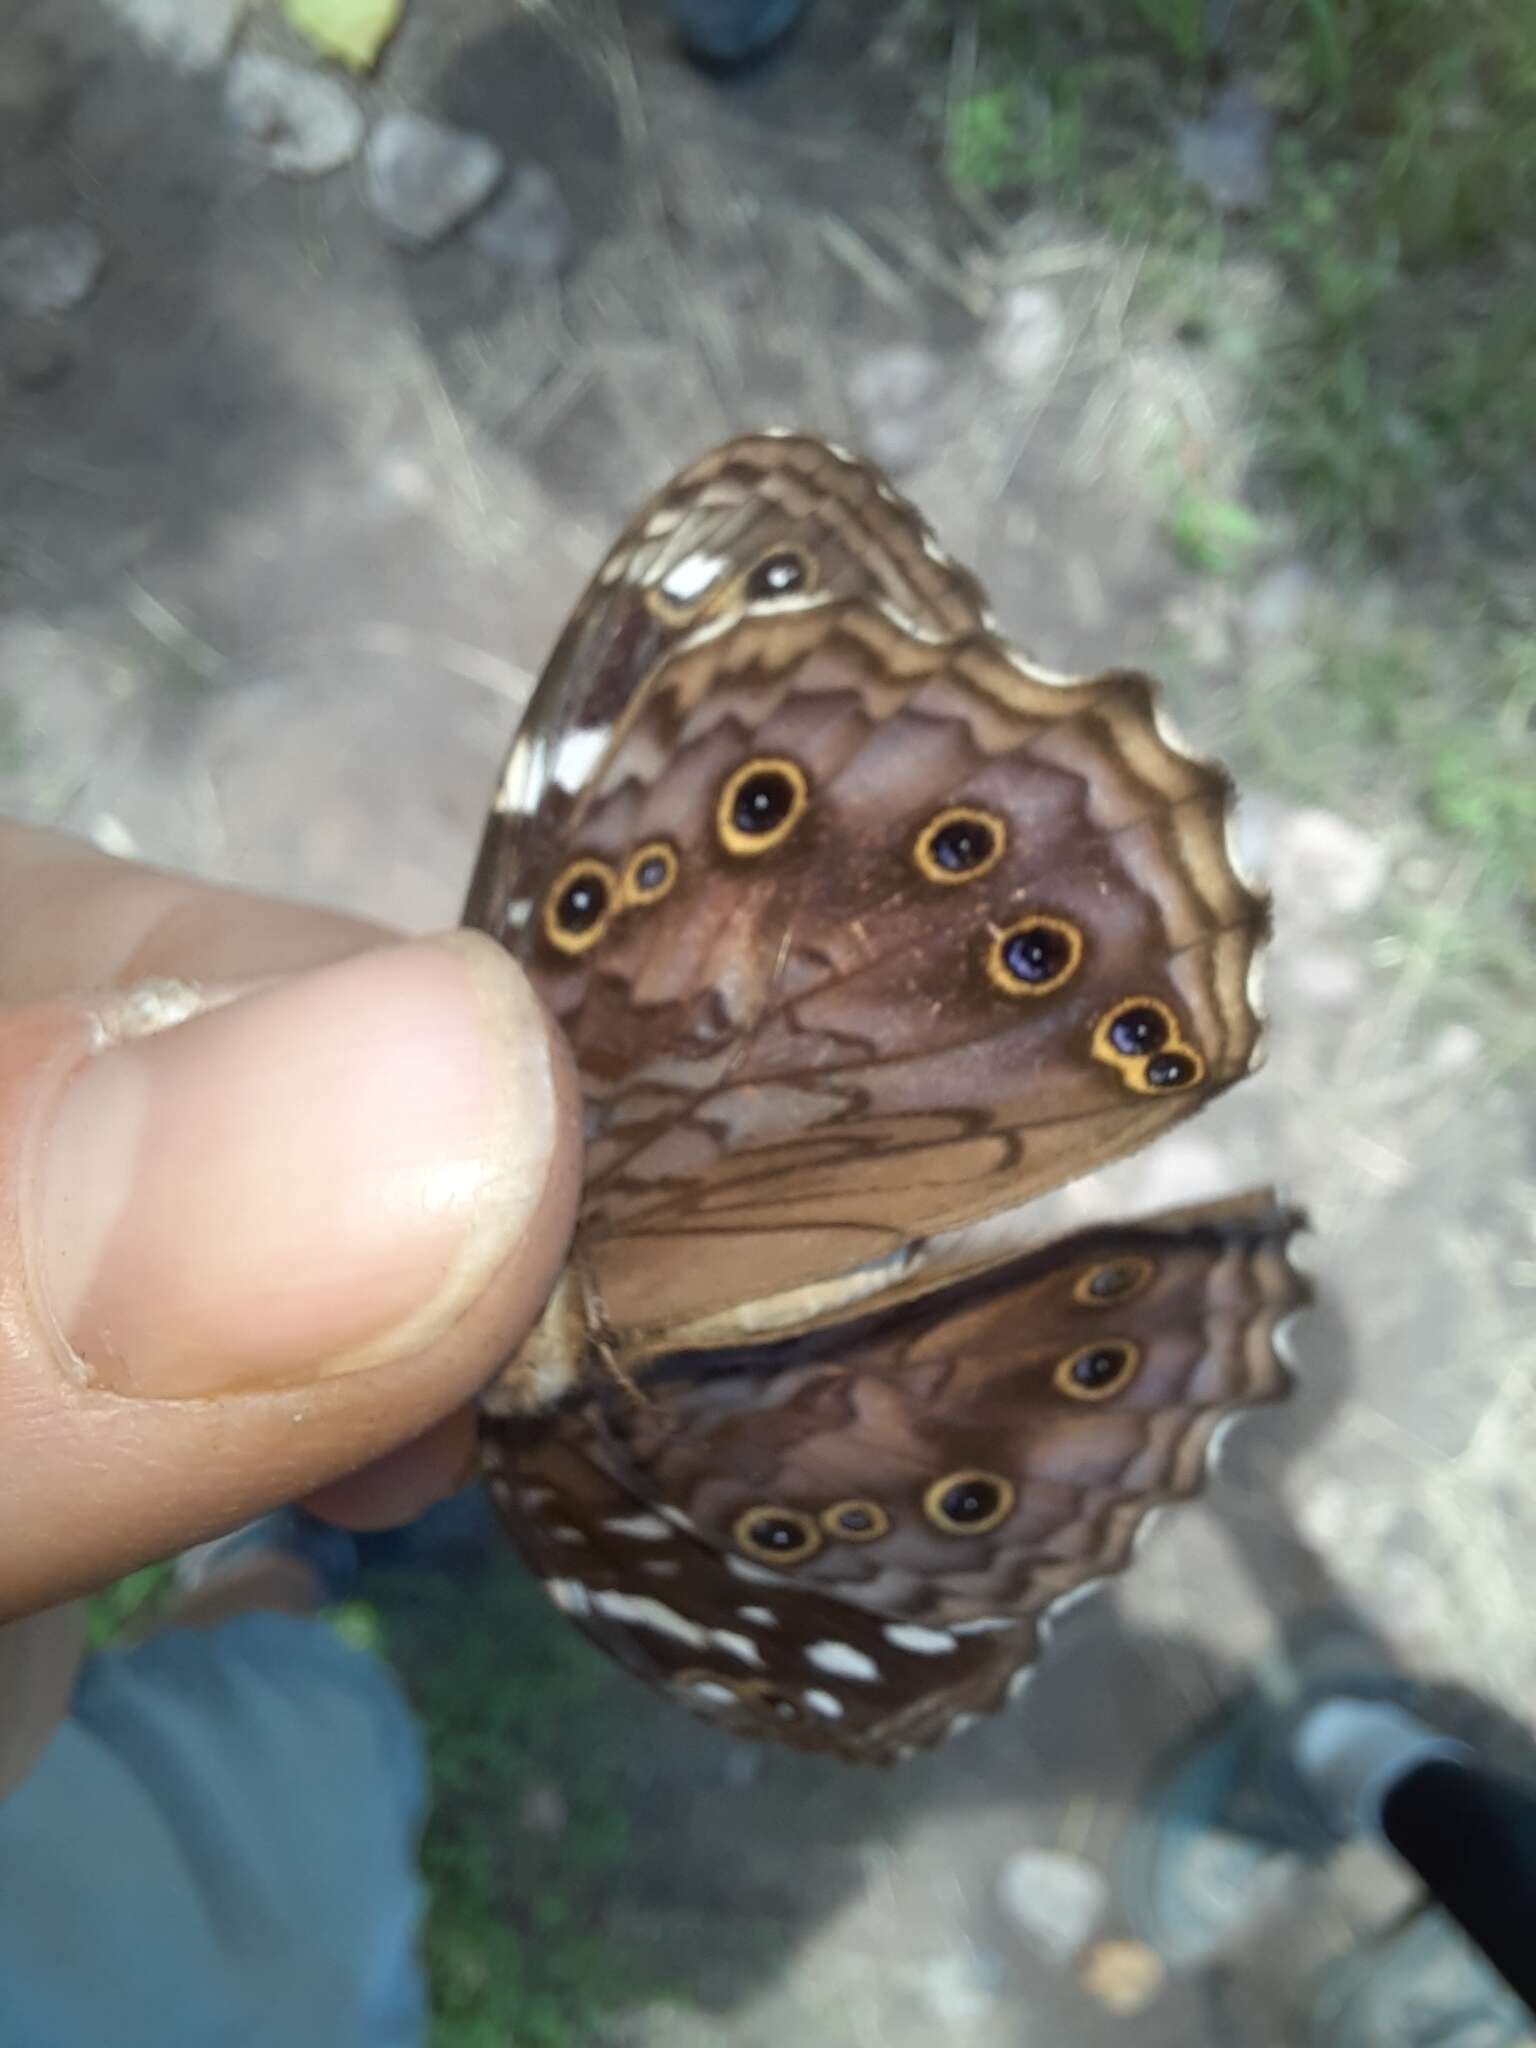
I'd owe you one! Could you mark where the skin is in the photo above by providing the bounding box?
[0,822,582,1786]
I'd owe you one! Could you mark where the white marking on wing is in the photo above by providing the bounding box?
[684,1679,737,1708]
[546,1578,592,1617]
[951,1616,1018,1636]
[726,1555,783,1587]
[884,1623,958,1655]
[602,1513,671,1541]
[550,726,607,795]
[710,1630,764,1670]
[591,1590,702,1646]
[737,1606,778,1627]
[803,1689,846,1720]
[806,1640,880,1683]
[659,550,728,602]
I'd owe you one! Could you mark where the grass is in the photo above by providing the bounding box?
[937,0,1536,565]
[86,1558,684,2045]
[355,1564,683,2048]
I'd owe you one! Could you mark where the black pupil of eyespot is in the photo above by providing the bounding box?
[931,819,994,872]
[1089,1266,1130,1298]
[1003,924,1070,984]
[733,771,795,835]
[941,1480,997,1525]
[1072,1347,1125,1389]
[1146,1051,1195,1088]
[750,553,805,598]
[636,856,667,892]
[1109,1005,1168,1055]
[838,1507,874,1533]
[752,1515,806,1552]
[557,876,607,931]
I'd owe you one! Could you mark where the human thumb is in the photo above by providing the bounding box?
[0,932,579,1617]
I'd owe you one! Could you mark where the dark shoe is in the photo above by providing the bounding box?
[671,0,807,71]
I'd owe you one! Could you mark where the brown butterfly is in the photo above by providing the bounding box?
[467,432,1308,1763]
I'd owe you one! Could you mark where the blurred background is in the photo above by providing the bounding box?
[3,1,1533,2041]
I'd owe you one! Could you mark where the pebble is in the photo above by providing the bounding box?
[914,1949,1004,2023]
[984,284,1067,389]
[1177,84,1273,213]
[224,54,364,178]
[846,344,945,473]
[365,112,504,248]
[1077,1937,1166,2015]
[995,1848,1108,1961]
[0,224,104,316]
[469,164,574,282]
[102,0,249,73]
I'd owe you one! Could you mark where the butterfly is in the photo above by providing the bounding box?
[466,432,1308,1763]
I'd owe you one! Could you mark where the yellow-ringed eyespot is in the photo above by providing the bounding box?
[743,545,816,603]
[541,857,619,956]
[716,757,810,858]
[922,1469,1017,1537]
[1091,997,1206,1094]
[1071,1256,1156,1309]
[986,914,1083,998]
[820,1499,891,1543]
[733,1504,823,1564]
[913,805,1008,886]
[622,839,679,908]
[1054,1340,1141,1402]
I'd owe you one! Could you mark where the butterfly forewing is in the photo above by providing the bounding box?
[508,599,1267,1353]
[464,432,990,940]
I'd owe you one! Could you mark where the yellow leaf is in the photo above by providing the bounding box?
[281,0,404,72]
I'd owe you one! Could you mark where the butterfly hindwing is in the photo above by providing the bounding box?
[483,1197,1307,1761]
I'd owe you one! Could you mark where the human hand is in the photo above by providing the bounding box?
[0,821,580,1620]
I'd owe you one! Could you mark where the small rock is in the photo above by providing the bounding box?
[102,0,250,72]
[996,1848,1108,1961]
[1271,807,1390,921]
[1077,1938,1166,2015]
[1177,84,1273,213]
[913,1950,1003,2023]
[470,164,574,282]
[0,224,104,316]
[1244,560,1318,651]
[225,54,364,178]
[846,344,945,473]
[365,113,504,248]
[519,1783,567,1836]
[984,284,1067,389]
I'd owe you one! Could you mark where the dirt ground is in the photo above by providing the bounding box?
[4,3,1534,2043]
